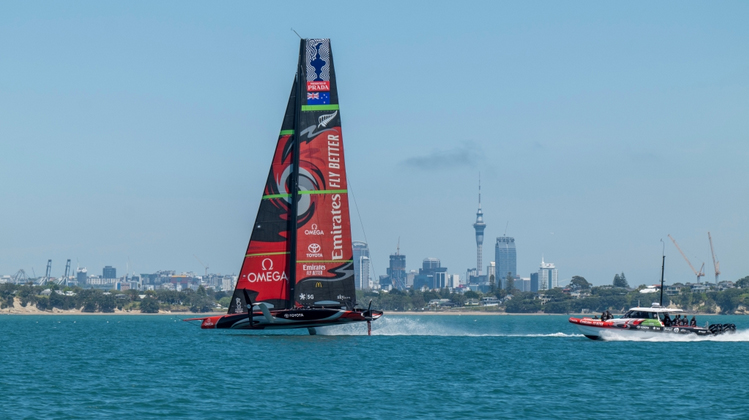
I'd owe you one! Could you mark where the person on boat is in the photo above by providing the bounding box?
[606,310,612,320]
[601,311,607,321]
[663,313,671,327]
[673,314,680,325]
[690,316,697,327]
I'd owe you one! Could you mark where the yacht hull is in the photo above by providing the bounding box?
[186,308,383,331]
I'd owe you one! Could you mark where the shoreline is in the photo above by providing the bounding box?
[385,311,570,316]
[1,310,223,316]
[0,299,222,316]
[2,297,733,317]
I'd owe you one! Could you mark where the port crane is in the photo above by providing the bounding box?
[708,232,720,284]
[194,255,209,277]
[668,235,705,283]
[12,269,28,284]
[57,259,71,285]
[41,259,52,285]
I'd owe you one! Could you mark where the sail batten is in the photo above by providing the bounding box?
[229,38,356,315]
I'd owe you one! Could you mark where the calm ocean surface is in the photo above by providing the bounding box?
[2,314,749,419]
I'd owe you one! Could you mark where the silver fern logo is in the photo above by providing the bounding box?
[318,111,338,128]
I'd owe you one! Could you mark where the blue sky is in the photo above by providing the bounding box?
[1,1,748,286]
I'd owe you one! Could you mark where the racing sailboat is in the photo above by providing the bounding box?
[186,38,382,335]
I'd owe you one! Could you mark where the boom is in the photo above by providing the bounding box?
[708,232,720,284]
[668,234,705,283]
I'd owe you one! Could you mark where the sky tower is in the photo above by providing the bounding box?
[473,176,486,275]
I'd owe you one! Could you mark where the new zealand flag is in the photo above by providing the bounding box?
[307,92,330,105]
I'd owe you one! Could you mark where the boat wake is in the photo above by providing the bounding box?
[599,329,749,342]
[318,316,583,337]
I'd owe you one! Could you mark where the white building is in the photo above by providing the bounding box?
[353,241,371,290]
[359,256,371,289]
[486,262,496,286]
[538,258,558,290]
[221,276,237,292]
[518,277,531,292]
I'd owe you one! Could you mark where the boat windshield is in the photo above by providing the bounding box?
[623,310,659,319]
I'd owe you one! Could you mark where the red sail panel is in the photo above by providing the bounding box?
[227,82,298,314]
[293,38,356,307]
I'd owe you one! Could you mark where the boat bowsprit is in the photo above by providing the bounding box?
[184,38,383,335]
[569,304,736,340]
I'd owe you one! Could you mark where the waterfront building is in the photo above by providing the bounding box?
[495,236,517,281]
[406,270,417,289]
[517,277,530,292]
[221,276,236,292]
[538,258,558,290]
[360,256,371,289]
[76,268,87,284]
[378,274,391,290]
[386,251,407,290]
[433,268,448,289]
[466,268,477,281]
[486,262,496,288]
[530,273,539,292]
[352,241,371,290]
[414,258,447,290]
[473,178,486,275]
[103,266,116,279]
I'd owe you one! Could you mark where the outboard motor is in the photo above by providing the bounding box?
[709,323,736,335]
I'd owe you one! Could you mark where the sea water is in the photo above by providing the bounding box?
[1,314,748,419]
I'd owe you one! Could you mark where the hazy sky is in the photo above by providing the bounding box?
[2,1,748,286]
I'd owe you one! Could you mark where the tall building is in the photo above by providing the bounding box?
[103,266,116,279]
[473,177,486,274]
[386,251,406,290]
[530,273,539,292]
[486,262,496,287]
[519,277,531,292]
[352,241,371,290]
[414,258,448,290]
[538,258,558,291]
[495,236,517,282]
[76,268,87,284]
[360,256,371,289]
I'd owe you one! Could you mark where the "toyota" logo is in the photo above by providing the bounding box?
[308,243,321,253]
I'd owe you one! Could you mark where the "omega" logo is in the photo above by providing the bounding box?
[247,258,288,283]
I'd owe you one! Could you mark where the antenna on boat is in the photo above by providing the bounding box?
[291,28,302,39]
[659,239,666,307]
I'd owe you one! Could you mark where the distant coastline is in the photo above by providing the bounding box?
[0,298,222,316]
[3,299,735,317]
[385,311,568,316]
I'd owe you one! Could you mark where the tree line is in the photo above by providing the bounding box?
[358,274,749,315]
[4,274,749,314]
[0,283,228,313]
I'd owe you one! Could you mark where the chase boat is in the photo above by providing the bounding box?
[569,303,736,340]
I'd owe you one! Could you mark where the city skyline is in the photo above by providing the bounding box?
[2,3,748,286]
